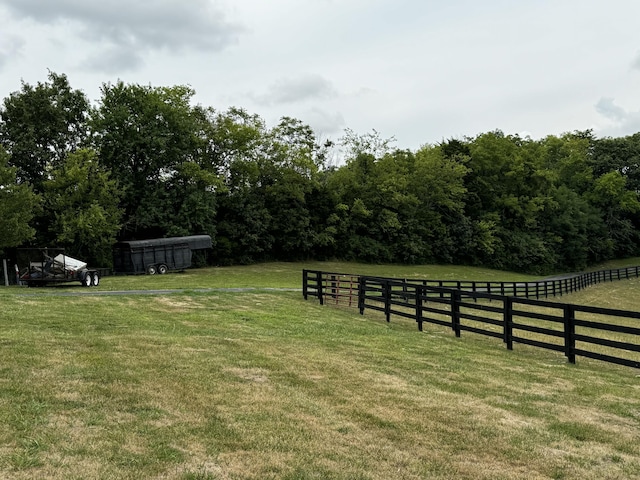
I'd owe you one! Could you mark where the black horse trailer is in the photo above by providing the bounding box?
[112,235,212,275]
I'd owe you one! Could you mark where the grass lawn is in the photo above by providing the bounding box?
[1,261,639,479]
[2,260,544,294]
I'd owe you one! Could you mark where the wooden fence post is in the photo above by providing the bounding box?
[451,290,461,337]
[384,280,391,323]
[416,285,423,332]
[504,297,513,350]
[358,277,365,315]
[302,269,308,300]
[318,272,324,305]
[330,274,337,301]
[563,305,576,364]
[3,259,9,287]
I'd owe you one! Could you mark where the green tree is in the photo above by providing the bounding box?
[592,133,640,193]
[212,113,331,263]
[339,128,395,160]
[542,132,593,193]
[462,132,562,272]
[208,108,272,264]
[324,144,469,264]
[589,171,640,257]
[44,149,123,266]
[326,153,390,262]
[410,145,470,263]
[541,185,609,270]
[261,117,327,260]
[91,82,221,239]
[0,147,40,252]
[0,72,89,192]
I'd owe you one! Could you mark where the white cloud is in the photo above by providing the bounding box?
[1,0,245,72]
[300,107,345,136]
[79,47,144,75]
[2,0,640,148]
[251,74,338,106]
[596,98,627,123]
[0,33,24,70]
[595,98,640,137]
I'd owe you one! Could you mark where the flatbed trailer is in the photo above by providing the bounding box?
[18,248,100,287]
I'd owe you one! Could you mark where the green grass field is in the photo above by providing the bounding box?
[2,260,544,294]
[1,261,639,479]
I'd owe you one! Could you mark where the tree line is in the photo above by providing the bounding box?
[1,72,639,274]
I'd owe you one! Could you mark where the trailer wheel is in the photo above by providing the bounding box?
[147,265,157,275]
[83,272,92,287]
[158,264,168,275]
[92,272,100,286]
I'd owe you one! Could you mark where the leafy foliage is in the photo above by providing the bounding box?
[0,72,89,192]
[1,72,640,272]
[0,147,40,252]
[43,149,122,266]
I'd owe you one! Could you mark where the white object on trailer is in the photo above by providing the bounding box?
[53,253,87,272]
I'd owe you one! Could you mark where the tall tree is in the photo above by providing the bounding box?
[0,72,89,192]
[212,113,330,263]
[261,117,326,260]
[43,149,123,266]
[91,82,221,239]
[0,147,40,252]
[208,108,271,264]
[588,171,640,258]
[411,144,469,263]
[592,133,640,193]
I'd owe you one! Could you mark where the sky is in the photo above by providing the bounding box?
[1,0,640,151]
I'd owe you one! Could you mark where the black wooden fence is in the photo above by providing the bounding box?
[302,267,640,369]
[303,266,640,304]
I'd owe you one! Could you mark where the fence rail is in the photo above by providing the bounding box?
[303,266,640,304]
[302,267,640,369]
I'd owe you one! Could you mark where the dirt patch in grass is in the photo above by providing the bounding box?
[153,297,206,312]
[224,367,270,384]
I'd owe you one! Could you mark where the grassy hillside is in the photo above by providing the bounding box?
[1,261,639,478]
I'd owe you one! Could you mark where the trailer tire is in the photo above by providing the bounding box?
[158,264,168,275]
[83,271,92,287]
[92,272,100,286]
[147,265,157,275]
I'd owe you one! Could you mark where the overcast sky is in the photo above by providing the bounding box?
[1,0,640,150]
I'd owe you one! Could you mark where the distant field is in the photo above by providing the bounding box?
[1,261,639,479]
[1,260,552,293]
